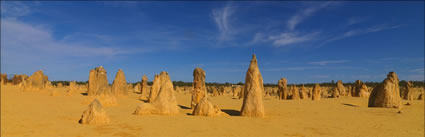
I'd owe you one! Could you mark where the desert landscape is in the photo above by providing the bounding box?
[1,54,424,137]
[1,1,424,137]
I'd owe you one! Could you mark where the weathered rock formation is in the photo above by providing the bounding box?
[354,80,369,98]
[87,66,117,106]
[140,75,149,97]
[359,84,370,98]
[23,70,49,91]
[219,86,225,95]
[127,83,134,92]
[300,85,308,99]
[11,74,28,85]
[238,85,245,99]
[368,72,401,108]
[312,84,322,101]
[330,87,340,98]
[88,66,108,96]
[347,85,352,97]
[95,86,118,106]
[232,86,242,98]
[134,83,141,93]
[57,83,63,88]
[192,97,227,116]
[240,54,265,118]
[191,67,207,108]
[148,74,161,102]
[212,86,220,97]
[111,69,128,96]
[418,92,423,100]
[133,72,179,115]
[277,78,288,100]
[336,80,346,96]
[403,81,414,100]
[66,81,77,96]
[79,99,110,125]
[1,73,8,85]
[291,85,300,100]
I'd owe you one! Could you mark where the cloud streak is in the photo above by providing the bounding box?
[287,2,339,31]
[269,31,320,47]
[212,4,235,41]
[1,1,31,17]
[321,24,404,46]
[308,60,348,66]
[1,18,143,57]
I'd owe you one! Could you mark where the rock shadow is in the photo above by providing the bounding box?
[178,105,191,110]
[138,99,149,103]
[341,103,359,107]
[222,109,241,116]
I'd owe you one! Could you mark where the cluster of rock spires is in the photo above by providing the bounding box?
[353,80,369,98]
[14,70,51,92]
[191,67,227,116]
[4,54,423,126]
[133,72,179,115]
[87,66,118,107]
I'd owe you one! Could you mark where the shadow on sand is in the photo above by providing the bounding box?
[342,103,359,107]
[138,99,149,103]
[178,105,191,110]
[222,109,241,116]
[80,93,88,96]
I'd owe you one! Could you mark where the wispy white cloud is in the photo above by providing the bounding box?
[250,2,340,47]
[371,57,424,64]
[308,60,348,66]
[1,18,145,57]
[410,68,425,74]
[321,24,404,46]
[250,32,267,44]
[212,4,235,41]
[269,31,320,47]
[1,1,31,18]
[343,24,403,37]
[287,2,339,31]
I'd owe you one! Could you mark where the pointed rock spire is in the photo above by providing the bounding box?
[240,54,265,118]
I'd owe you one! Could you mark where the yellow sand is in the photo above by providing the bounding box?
[1,84,424,137]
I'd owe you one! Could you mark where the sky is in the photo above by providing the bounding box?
[1,1,424,84]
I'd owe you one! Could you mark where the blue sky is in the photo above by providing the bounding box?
[1,1,424,84]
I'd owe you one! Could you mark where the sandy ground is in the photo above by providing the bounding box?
[1,84,424,137]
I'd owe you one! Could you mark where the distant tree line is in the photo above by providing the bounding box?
[48,80,424,88]
[51,81,88,86]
